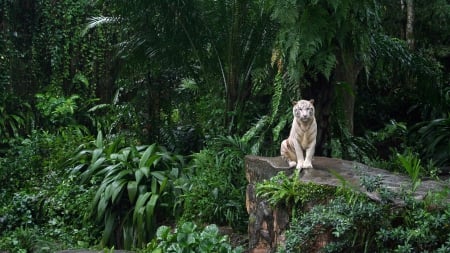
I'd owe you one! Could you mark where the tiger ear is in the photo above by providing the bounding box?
[309,99,315,104]
[291,101,297,106]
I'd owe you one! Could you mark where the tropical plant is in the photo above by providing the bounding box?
[175,135,250,231]
[0,95,32,151]
[272,0,381,137]
[396,151,423,192]
[70,132,183,249]
[35,91,80,127]
[84,0,277,135]
[410,115,450,168]
[256,171,336,214]
[143,222,244,253]
[0,227,41,253]
[240,72,292,156]
[377,195,450,252]
[176,152,246,231]
[279,196,386,253]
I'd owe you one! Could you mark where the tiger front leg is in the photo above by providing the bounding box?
[302,143,315,169]
[293,140,305,171]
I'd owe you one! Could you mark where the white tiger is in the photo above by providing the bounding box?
[280,99,317,170]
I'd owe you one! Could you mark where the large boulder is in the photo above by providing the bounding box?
[245,155,448,253]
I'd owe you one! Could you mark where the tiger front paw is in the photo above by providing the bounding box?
[296,160,304,170]
[288,161,297,168]
[301,160,313,169]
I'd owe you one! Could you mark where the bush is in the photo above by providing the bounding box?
[175,149,247,230]
[70,132,183,249]
[256,170,336,213]
[280,196,386,253]
[377,194,450,252]
[263,173,450,253]
[0,127,91,193]
[175,136,249,231]
[142,222,244,253]
[0,178,98,252]
[410,115,450,168]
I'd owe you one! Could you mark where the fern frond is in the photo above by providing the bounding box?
[312,51,336,80]
[270,73,284,125]
[82,16,119,36]
[241,115,269,143]
[273,113,289,142]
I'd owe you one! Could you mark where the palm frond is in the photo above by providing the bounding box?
[81,16,120,36]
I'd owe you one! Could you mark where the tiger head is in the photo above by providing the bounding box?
[292,99,315,122]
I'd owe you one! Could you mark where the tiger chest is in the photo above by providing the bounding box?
[298,131,314,149]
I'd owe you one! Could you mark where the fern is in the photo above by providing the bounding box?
[241,72,289,155]
[273,0,380,82]
[241,115,269,145]
[270,73,284,125]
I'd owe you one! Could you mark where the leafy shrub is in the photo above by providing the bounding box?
[0,96,32,150]
[70,132,183,249]
[36,91,80,128]
[176,149,247,231]
[175,136,249,231]
[376,196,450,252]
[0,191,41,231]
[256,171,336,213]
[0,227,42,253]
[396,151,423,192]
[39,174,99,248]
[280,196,386,253]
[0,127,91,193]
[0,169,98,251]
[410,115,450,167]
[263,172,450,253]
[142,222,243,253]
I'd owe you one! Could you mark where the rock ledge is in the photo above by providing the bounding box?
[245,155,448,253]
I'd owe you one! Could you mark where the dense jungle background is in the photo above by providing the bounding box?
[0,0,449,252]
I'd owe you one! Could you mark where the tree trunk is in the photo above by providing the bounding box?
[333,50,362,135]
[303,74,334,156]
[224,1,241,132]
[405,0,415,50]
[224,0,252,134]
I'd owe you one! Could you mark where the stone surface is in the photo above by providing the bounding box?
[245,155,449,253]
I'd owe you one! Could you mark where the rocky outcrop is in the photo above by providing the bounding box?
[245,155,448,253]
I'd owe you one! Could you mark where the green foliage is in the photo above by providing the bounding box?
[273,0,380,82]
[0,95,32,150]
[330,119,377,164]
[175,136,249,231]
[0,191,40,231]
[0,178,98,252]
[0,128,91,193]
[279,185,450,253]
[39,174,99,247]
[241,72,291,156]
[142,222,243,253]
[376,197,450,252]
[280,196,387,253]
[87,93,146,139]
[36,91,80,127]
[396,151,423,192]
[70,132,183,249]
[256,171,336,212]
[0,227,42,253]
[410,115,450,167]
[269,173,450,253]
[0,126,99,252]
